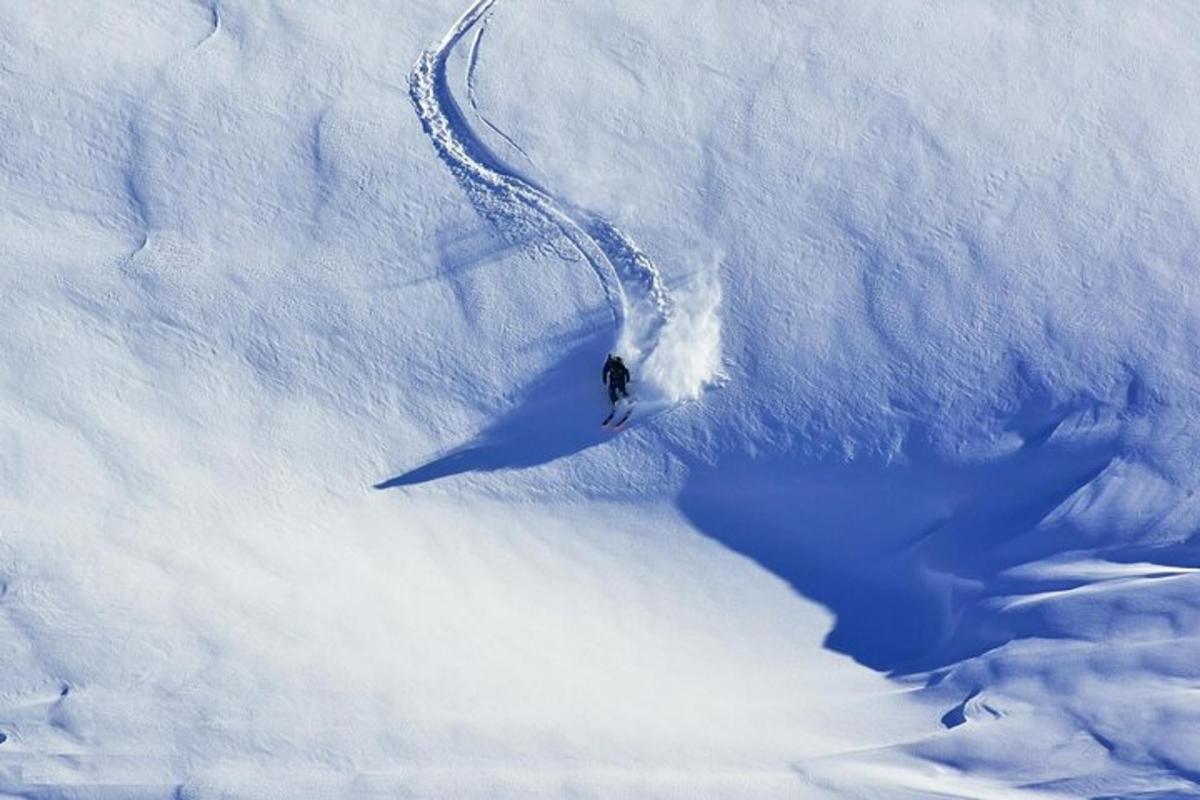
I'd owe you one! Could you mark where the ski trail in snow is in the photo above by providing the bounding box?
[465,15,537,170]
[409,0,673,372]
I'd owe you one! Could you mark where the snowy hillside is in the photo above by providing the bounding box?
[2,0,1199,797]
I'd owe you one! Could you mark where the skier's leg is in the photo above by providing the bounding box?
[608,383,619,404]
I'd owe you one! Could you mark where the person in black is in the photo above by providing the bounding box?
[602,354,631,405]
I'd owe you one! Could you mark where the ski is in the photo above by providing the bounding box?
[602,398,634,429]
[609,402,635,430]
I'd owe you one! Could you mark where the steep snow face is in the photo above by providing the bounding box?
[3,0,1200,797]
[1,1,921,797]
[471,0,1200,794]
[477,0,1200,448]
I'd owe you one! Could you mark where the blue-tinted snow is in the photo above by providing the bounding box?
[2,0,1199,797]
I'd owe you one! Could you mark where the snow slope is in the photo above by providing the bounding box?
[2,0,1199,797]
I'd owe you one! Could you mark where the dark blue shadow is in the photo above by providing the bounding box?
[674,397,1130,676]
[375,332,613,489]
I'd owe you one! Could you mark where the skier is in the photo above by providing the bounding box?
[602,354,631,405]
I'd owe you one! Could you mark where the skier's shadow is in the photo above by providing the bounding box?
[374,334,612,489]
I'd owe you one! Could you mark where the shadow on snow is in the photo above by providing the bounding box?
[374,332,613,489]
[673,393,1141,676]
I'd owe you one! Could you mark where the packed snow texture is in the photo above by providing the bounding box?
[2,0,1199,797]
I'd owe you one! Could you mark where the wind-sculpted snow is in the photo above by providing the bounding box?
[6,0,1200,796]
[409,0,716,404]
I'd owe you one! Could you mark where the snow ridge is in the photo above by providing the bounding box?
[409,0,673,369]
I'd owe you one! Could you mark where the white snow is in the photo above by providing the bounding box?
[2,0,1200,797]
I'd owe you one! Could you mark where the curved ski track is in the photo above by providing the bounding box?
[465,17,536,170]
[409,0,672,359]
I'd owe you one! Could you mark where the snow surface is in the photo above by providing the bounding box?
[2,0,1200,797]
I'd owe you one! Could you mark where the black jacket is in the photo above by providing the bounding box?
[603,357,630,387]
